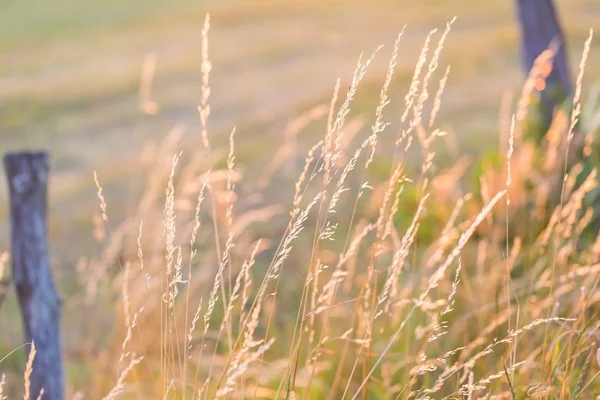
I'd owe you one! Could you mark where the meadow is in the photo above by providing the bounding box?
[1,0,600,398]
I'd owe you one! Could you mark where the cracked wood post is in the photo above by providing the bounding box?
[4,151,64,400]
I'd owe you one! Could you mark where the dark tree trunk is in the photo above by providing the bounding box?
[515,0,572,132]
[4,152,64,400]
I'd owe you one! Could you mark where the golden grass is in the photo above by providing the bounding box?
[23,341,35,400]
[1,13,600,400]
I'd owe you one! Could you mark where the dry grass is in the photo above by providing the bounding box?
[1,11,600,400]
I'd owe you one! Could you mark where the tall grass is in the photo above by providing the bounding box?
[1,15,599,400]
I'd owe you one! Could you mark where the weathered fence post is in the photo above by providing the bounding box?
[515,0,572,133]
[4,151,64,400]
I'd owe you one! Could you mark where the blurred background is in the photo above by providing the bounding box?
[0,0,599,270]
[1,1,600,398]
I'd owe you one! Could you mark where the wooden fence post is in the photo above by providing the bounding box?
[515,0,572,133]
[4,151,64,400]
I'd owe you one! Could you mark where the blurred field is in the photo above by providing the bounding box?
[1,1,600,398]
[0,0,599,261]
